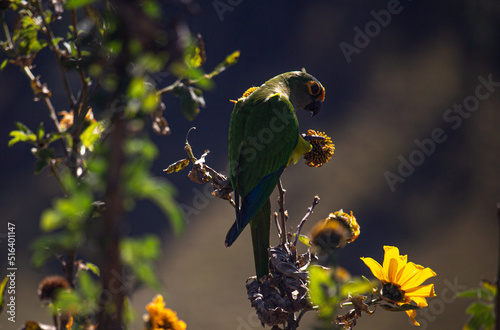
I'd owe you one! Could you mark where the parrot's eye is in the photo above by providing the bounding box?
[307,81,321,96]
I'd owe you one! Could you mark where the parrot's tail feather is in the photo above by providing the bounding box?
[225,221,243,247]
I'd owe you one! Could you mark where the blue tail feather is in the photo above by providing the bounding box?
[225,166,285,247]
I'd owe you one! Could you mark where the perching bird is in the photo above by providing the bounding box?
[225,70,325,278]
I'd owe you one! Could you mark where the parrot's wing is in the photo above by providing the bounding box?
[226,93,299,246]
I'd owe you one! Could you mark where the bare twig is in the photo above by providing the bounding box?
[49,161,68,197]
[35,0,77,107]
[1,11,13,49]
[277,181,287,245]
[293,196,320,247]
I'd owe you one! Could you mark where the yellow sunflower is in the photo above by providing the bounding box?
[360,246,436,326]
[145,295,186,330]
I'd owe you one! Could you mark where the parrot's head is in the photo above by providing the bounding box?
[286,71,325,116]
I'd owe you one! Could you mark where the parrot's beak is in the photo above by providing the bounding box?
[304,99,322,116]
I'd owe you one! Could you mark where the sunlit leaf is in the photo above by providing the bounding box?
[308,265,337,317]
[84,262,100,277]
[8,130,37,146]
[65,0,96,10]
[81,121,105,151]
[297,234,311,247]
[207,50,240,78]
[77,271,99,302]
[340,278,373,298]
[40,209,65,232]
[163,158,190,174]
[1,59,8,70]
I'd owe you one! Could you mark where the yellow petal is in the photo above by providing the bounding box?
[396,262,422,286]
[400,266,436,290]
[382,246,400,272]
[360,257,384,281]
[410,296,429,308]
[387,258,401,283]
[405,283,436,297]
[405,309,420,326]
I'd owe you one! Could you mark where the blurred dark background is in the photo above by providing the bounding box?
[1,0,499,329]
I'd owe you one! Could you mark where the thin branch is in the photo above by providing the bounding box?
[70,9,89,118]
[277,181,287,245]
[293,195,320,247]
[1,11,13,49]
[49,161,68,197]
[22,66,64,133]
[35,0,77,107]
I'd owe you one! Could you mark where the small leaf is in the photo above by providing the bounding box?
[65,0,96,10]
[34,159,48,174]
[0,59,8,70]
[37,122,45,140]
[340,278,373,298]
[81,121,105,151]
[40,209,65,232]
[8,130,37,146]
[163,158,190,174]
[85,262,100,277]
[297,234,311,247]
[208,50,240,78]
[180,87,205,121]
[464,301,495,330]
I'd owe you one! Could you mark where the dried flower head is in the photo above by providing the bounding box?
[144,294,186,330]
[310,210,359,252]
[246,246,310,327]
[58,108,96,131]
[361,246,437,326]
[304,129,335,167]
[331,210,360,244]
[38,275,71,301]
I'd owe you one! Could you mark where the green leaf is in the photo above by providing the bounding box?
[138,178,184,235]
[65,0,96,10]
[308,265,337,317]
[37,122,45,141]
[33,147,55,174]
[464,301,495,330]
[77,271,99,302]
[8,130,37,146]
[84,262,100,277]
[1,59,8,70]
[81,121,105,151]
[340,278,373,298]
[52,289,83,314]
[121,235,162,289]
[181,86,205,121]
[40,209,65,232]
[0,276,8,314]
[297,234,311,247]
[163,158,190,174]
[207,50,240,78]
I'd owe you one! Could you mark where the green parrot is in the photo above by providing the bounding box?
[225,70,326,278]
